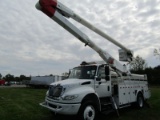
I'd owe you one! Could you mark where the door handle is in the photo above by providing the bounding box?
[108,86,110,91]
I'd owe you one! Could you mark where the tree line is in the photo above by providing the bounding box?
[131,65,160,85]
[130,56,160,85]
[0,55,159,85]
[0,74,30,83]
[0,74,61,83]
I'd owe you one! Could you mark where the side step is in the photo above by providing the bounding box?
[119,104,131,109]
[110,96,119,117]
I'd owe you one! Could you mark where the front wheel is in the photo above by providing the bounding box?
[78,101,97,120]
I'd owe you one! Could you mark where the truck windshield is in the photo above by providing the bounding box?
[69,66,97,79]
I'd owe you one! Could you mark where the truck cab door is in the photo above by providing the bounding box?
[95,65,111,98]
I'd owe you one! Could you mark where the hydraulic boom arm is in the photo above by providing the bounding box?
[35,0,133,73]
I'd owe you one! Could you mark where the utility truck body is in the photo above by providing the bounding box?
[40,61,150,119]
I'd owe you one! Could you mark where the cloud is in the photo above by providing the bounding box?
[0,0,159,76]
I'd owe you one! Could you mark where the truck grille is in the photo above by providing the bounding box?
[49,85,63,97]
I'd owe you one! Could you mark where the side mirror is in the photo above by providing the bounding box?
[105,66,109,75]
[105,66,110,81]
[105,76,110,81]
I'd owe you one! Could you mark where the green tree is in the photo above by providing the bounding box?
[20,75,26,81]
[154,48,160,59]
[4,74,14,83]
[130,55,147,72]
[14,77,20,82]
[0,73,2,79]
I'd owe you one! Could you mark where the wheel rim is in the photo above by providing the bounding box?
[83,105,95,120]
[138,96,143,107]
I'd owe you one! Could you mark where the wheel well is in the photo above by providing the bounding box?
[136,91,145,108]
[137,91,144,99]
[81,93,101,111]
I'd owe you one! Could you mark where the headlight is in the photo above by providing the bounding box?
[62,95,78,100]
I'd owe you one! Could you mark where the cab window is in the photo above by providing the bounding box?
[97,66,105,79]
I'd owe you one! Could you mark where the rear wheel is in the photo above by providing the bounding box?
[78,101,97,120]
[136,93,144,108]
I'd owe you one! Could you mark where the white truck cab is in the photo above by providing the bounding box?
[40,62,109,114]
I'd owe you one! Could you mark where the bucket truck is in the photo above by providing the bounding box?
[36,0,150,119]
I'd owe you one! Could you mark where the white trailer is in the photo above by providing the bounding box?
[29,76,62,87]
[35,0,151,119]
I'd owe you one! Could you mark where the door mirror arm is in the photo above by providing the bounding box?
[95,76,101,81]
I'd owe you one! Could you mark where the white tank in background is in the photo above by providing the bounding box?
[29,76,63,87]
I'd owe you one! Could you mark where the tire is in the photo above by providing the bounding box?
[136,93,144,108]
[78,100,98,120]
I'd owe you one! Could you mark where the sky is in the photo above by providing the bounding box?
[0,0,160,77]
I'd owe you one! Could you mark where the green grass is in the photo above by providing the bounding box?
[0,88,52,120]
[0,87,160,120]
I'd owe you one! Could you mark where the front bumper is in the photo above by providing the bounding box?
[40,100,81,115]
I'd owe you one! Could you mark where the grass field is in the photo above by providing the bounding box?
[0,87,160,120]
